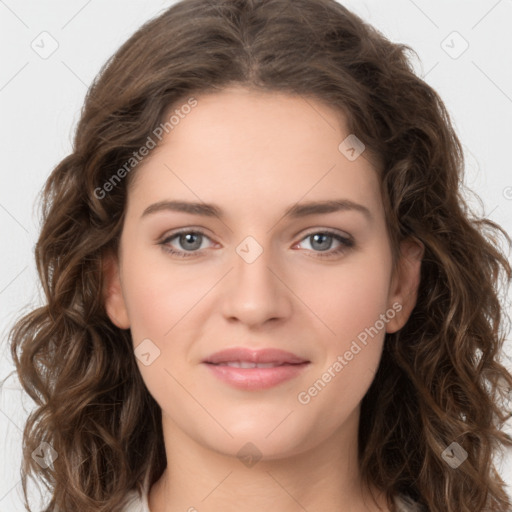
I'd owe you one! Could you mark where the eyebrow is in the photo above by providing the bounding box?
[141,199,373,222]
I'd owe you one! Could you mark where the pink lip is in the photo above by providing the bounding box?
[204,347,308,365]
[203,347,310,391]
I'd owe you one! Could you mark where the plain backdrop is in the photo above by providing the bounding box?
[1,0,511,510]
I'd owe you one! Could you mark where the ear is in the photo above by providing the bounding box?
[386,237,424,333]
[102,250,131,329]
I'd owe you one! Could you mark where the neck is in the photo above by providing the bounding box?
[148,409,389,512]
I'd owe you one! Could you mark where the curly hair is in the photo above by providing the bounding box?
[4,0,512,510]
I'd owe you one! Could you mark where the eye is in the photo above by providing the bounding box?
[293,230,354,258]
[159,229,213,258]
[158,229,354,259]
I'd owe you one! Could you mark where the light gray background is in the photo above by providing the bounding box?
[1,0,511,510]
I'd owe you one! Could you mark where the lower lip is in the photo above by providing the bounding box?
[204,362,310,390]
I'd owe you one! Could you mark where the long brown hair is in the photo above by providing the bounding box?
[5,0,512,510]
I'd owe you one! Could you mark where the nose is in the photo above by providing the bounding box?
[220,238,293,327]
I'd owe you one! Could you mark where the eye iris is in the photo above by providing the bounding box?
[180,233,202,250]
[310,233,332,251]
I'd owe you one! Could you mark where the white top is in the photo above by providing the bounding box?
[122,473,151,512]
[121,479,425,512]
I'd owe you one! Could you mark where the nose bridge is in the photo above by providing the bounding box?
[221,233,292,325]
[235,235,274,289]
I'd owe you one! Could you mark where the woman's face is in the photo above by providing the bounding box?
[105,86,423,460]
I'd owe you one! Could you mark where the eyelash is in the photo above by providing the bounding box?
[158,228,354,259]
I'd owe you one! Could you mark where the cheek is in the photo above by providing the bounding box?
[121,248,206,341]
[295,258,391,432]
[304,246,392,347]
[120,250,199,411]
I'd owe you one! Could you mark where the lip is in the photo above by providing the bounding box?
[204,347,308,365]
[203,347,310,390]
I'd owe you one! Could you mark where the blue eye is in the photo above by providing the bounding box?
[159,229,354,259]
[295,231,354,258]
[160,230,212,258]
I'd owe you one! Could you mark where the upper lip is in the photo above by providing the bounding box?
[203,347,309,365]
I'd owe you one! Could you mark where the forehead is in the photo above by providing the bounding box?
[153,86,359,161]
[127,86,383,219]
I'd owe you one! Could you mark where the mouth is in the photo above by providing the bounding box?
[202,347,310,390]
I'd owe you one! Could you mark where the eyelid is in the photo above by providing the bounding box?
[159,228,216,248]
[298,227,352,241]
[159,226,214,244]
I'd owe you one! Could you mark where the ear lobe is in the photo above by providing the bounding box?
[102,250,131,329]
[386,237,424,334]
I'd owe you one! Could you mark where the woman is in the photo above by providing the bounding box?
[7,0,512,511]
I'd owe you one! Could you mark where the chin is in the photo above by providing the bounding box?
[194,417,319,463]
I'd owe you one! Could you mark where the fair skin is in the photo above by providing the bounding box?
[104,86,424,512]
